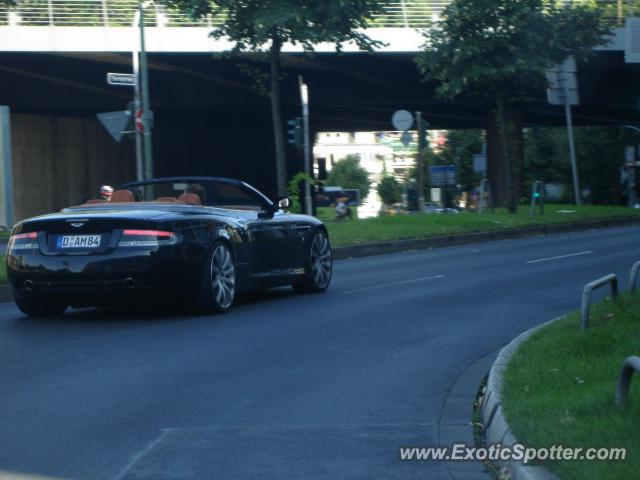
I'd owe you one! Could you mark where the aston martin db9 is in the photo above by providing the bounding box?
[6,177,332,316]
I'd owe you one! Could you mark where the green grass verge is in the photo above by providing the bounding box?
[322,204,640,247]
[0,256,6,285]
[502,294,640,479]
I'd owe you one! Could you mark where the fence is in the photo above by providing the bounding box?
[0,0,632,29]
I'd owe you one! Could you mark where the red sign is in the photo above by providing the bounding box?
[135,109,144,133]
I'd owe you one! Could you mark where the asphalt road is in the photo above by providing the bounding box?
[0,225,639,480]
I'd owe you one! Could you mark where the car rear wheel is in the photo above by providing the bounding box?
[197,241,236,314]
[14,294,68,317]
[292,230,332,293]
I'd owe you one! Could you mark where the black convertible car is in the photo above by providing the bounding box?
[6,177,332,316]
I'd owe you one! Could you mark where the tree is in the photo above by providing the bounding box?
[326,155,371,202]
[377,176,402,206]
[164,0,383,196]
[524,126,627,205]
[439,129,484,204]
[417,0,610,212]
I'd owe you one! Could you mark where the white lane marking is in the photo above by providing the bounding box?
[526,251,594,264]
[343,274,445,295]
[111,428,174,480]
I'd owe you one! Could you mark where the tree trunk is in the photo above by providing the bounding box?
[486,100,523,213]
[269,36,287,196]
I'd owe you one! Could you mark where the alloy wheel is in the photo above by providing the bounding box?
[210,244,235,309]
[311,233,332,289]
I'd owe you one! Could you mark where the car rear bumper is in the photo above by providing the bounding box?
[7,247,200,304]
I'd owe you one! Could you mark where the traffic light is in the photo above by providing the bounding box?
[417,118,430,150]
[287,117,303,149]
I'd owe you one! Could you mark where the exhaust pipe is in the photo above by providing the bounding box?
[24,280,34,292]
[124,277,136,289]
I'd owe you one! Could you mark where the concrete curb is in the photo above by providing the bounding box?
[439,349,500,480]
[481,318,564,480]
[333,216,640,260]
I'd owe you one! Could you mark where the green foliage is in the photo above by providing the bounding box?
[417,0,611,103]
[287,172,315,213]
[377,176,402,206]
[524,126,627,205]
[326,155,371,202]
[163,0,384,52]
[439,129,484,192]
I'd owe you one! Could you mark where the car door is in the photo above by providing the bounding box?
[212,182,296,277]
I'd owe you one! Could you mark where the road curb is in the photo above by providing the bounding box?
[332,216,640,260]
[438,349,499,479]
[481,318,563,480]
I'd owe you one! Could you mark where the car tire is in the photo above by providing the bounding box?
[292,230,332,293]
[14,294,68,317]
[197,241,236,314]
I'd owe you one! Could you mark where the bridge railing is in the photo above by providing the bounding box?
[0,0,631,29]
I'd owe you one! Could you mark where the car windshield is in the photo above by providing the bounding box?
[118,180,269,211]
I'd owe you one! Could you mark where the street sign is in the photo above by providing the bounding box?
[546,57,579,106]
[430,165,457,186]
[97,110,131,143]
[473,154,486,174]
[392,110,414,131]
[135,109,154,134]
[107,73,136,87]
[401,130,412,147]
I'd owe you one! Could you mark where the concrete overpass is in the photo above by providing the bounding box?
[0,0,639,220]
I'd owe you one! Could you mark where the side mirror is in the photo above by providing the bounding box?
[276,196,292,210]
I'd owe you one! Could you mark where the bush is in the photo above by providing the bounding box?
[326,156,371,202]
[377,176,402,206]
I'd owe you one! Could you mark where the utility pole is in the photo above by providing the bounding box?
[132,9,144,182]
[299,76,312,216]
[562,60,580,206]
[416,111,428,213]
[138,0,153,181]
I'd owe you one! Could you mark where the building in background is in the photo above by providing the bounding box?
[313,130,447,217]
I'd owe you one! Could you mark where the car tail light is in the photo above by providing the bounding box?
[119,229,179,247]
[8,232,40,251]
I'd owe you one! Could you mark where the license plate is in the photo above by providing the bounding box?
[57,235,102,249]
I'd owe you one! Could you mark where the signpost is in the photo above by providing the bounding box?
[547,57,580,205]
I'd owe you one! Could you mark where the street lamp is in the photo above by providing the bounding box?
[299,77,312,216]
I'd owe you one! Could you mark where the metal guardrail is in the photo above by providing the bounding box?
[615,355,640,408]
[629,260,640,293]
[580,273,618,330]
[0,0,632,28]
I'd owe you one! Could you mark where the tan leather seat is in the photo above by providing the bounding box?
[84,199,106,205]
[111,190,135,203]
[178,193,202,205]
[155,196,180,203]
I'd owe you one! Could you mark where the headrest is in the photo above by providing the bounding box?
[111,190,135,203]
[178,193,202,205]
[155,197,180,203]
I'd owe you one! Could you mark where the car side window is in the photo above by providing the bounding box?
[212,183,265,211]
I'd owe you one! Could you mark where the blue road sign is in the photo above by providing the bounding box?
[430,165,457,186]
